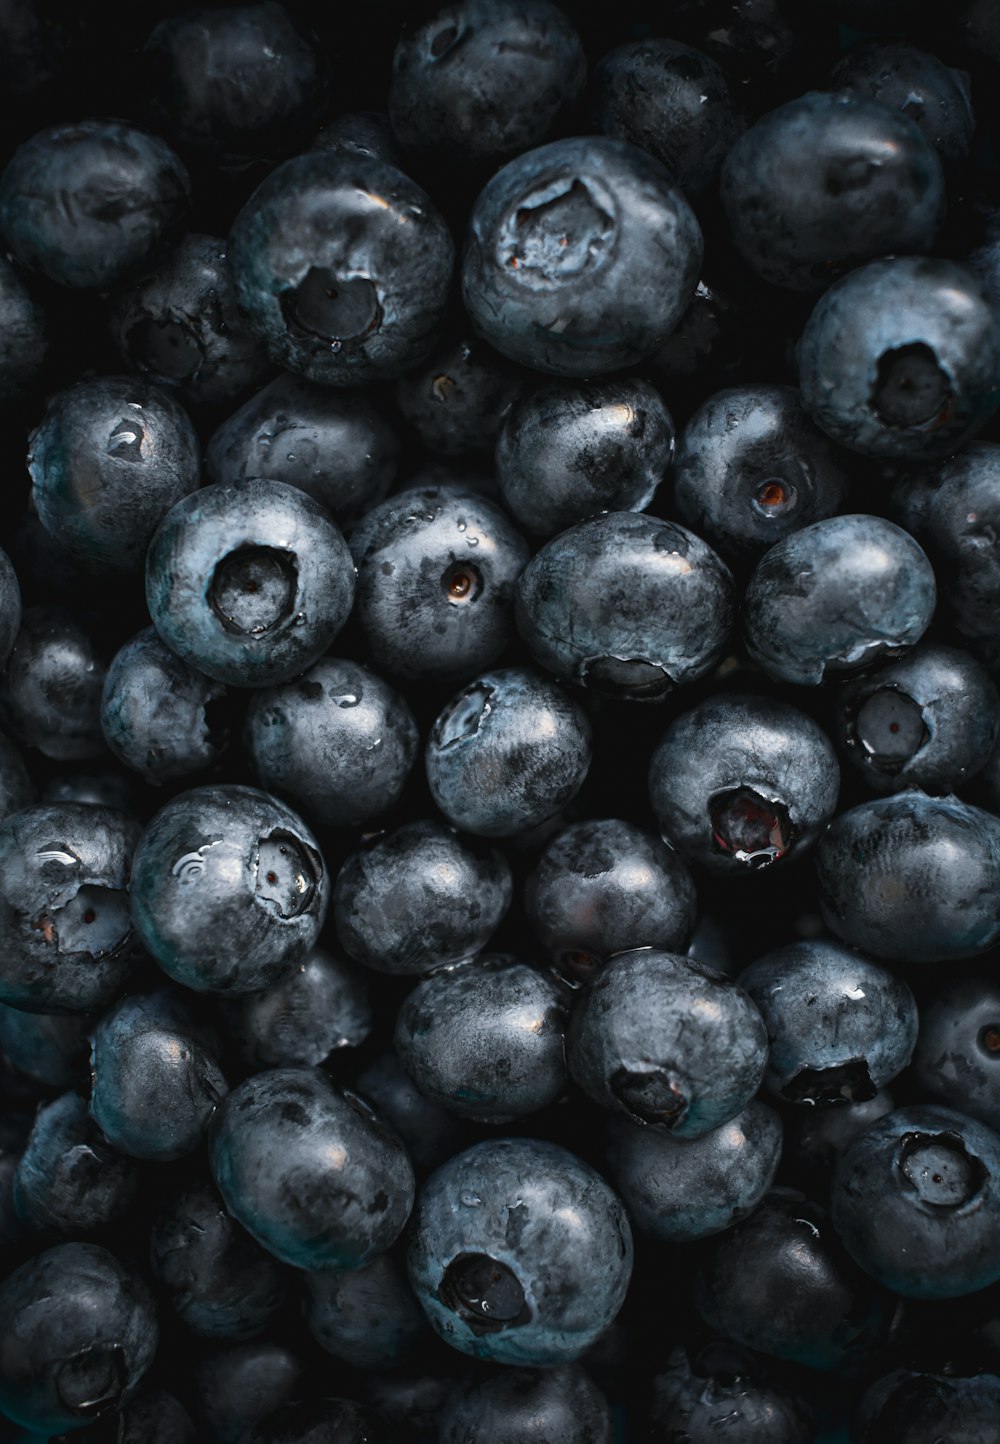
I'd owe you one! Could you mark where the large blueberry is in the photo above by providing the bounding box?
[209,1066,415,1271]
[101,626,231,786]
[129,783,327,993]
[0,802,138,1014]
[349,485,529,685]
[406,1137,632,1365]
[608,1099,782,1243]
[228,151,454,384]
[648,1342,813,1444]
[568,950,768,1139]
[496,379,675,538]
[739,940,918,1105]
[108,234,269,407]
[721,91,944,290]
[12,1090,137,1237]
[334,820,512,975]
[246,657,418,830]
[394,955,569,1122]
[89,988,229,1162]
[0,1004,90,1089]
[516,513,734,700]
[672,384,850,564]
[693,1190,893,1370]
[0,118,189,289]
[0,1242,158,1432]
[834,641,1000,794]
[396,334,522,459]
[816,793,1000,963]
[389,0,585,170]
[798,257,1000,459]
[145,479,355,688]
[831,1103,1000,1298]
[649,693,840,872]
[743,515,937,686]
[524,818,696,981]
[853,1368,1000,1444]
[207,372,398,523]
[220,945,371,1070]
[425,667,592,837]
[462,136,702,376]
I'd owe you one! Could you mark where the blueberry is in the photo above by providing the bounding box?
[798,257,1000,459]
[608,1099,782,1243]
[108,234,269,407]
[592,38,745,195]
[739,940,918,1105]
[245,1398,398,1444]
[0,1242,158,1432]
[12,1090,137,1237]
[672,384,850,565]
[0,802,137,1014]
[334,820,512,976]
[693,1190,893,1370]
[89,988,229,1162]
[2,607,109,761]
[349,484,529,685]
[209,1066,415,1271]
[743,515,937,686]
[396,335,522,459]
[48,1388,197,1444]
[648,1342,814,1444]
[303,1253,426,1368]
[150,1179,287,1340]
[853,1366,1000,1444]
[909,978,1000,1132]
[892,442,1000,667]
[228,151,454,385]
[101,626,232,786]
[0,1004,91,1089]
[389,0,586,172]
[192,1340,304,1444]
[43,771,139,814]
[425,667,592,837]
[246,656,417,831]
[829,42,975,166]
[830,1103,1000,1298]
[129,783,327,993]
[0,255,48,402]
[438,1364,613,1444]
[356,1050,474,1175]
[220,945,372,1070]
[649,694,840,872]
[516,513,734,700]
[567,950,768,1139]
[394,955,569,1122]
[0,731,32,823]
[143,3,328,168]
[462,136,703,376]
[495,379,675,538]
[720,91,944,291]
[145,479,355,688]
[406,1136,632,1365]
[834,641,1000,794]
[207,371,398,523]
[524,818,696,981]
[29,372,202,577]
[0,119,189,289]
[0,547,22,676]
[816,793,1000,962]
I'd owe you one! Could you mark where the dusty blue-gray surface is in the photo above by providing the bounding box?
[0,802,138,1014]
[743,514,937,686]
[209,1066,415,1272]
[407,1136,632,1365]
[568,950,768,1139]
[516,512,734,699]
[12,1089,137,1236]
[462,136,702,376]
[129,783,327,994]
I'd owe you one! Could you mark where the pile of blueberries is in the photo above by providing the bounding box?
[6,0,1000,1439]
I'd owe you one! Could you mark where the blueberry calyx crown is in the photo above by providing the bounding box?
[709,786,793,868]
[438,1252,531,1335]
[279,267,382,351]
[781,1057,876,1107]
[897,1130,987,1211]
[611,1064,689,1129]
[208,545,298,637]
